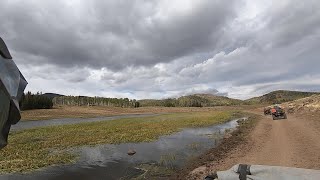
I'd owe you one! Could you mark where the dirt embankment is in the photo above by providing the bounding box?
[179,109,320,179]
[282,94,320,113]
[171,114,260,179]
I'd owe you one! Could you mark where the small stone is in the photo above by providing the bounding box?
[127,149,136,156]
[223,133,232,139]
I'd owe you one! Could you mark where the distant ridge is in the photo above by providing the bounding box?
[41,90,320,106]
[138,93,243,107]
[41,93,64,100]
[245,90,320,105]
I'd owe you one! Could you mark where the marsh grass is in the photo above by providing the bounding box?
[0,111,234,173]
[204,131,222,140]
[133,163,175,179]
[187,142,201,151]
[159,153,177,169]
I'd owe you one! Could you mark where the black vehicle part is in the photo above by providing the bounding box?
[237,164,251,180]
[204,173,218,180]
[0,37,12,59]
[214,164,320,179]
[0,37,27,149]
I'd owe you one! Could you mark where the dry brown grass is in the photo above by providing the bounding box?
[21,106,255,121]
[282,94,320,113]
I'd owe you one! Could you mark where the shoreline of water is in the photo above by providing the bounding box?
[2,117,248,180]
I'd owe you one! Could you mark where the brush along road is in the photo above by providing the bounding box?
[188,110,320,179]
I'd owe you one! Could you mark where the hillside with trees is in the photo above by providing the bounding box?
[21,90,320,110]
[138,94,243,107]
[245,90,320,105]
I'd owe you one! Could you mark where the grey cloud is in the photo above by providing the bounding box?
[2,0,320,99]
[182,88,228,97]
[267,0,320,48]
[0,0,238,70]
[19,64,90,83]
[172,0,320,91]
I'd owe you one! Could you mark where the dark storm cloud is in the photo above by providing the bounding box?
[267,0,320,48]
[1,0,320,99]
[177,0,320,92]
[0,0,238,70]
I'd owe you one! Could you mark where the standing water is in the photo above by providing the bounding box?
[1,117,247,180]
[11,114,160,131]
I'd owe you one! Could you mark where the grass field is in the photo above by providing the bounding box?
[0,111,238,173]
[21,106,249,121]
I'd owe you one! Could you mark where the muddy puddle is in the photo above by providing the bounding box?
[2,117,247,180]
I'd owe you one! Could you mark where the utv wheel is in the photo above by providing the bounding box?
[283,114,287,119]
[272,115,276,120]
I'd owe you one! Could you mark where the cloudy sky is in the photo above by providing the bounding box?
[1,0,320,100]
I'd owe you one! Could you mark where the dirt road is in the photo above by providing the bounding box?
[188,111,320,179]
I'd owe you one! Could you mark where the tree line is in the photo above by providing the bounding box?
[19,92,242,110]
[20,92,53,110]
[52,96,140,108]
[138,98,203,107]
[138,95,242,107]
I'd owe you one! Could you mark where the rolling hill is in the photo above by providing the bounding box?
[41,90,320,108]
[178,94,243,106]
[138,94,243,107]
[245,90,320,105]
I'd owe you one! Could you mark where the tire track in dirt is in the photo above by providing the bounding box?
[243,118,294,166]
[284,115,320,169]
[187,111,320,179]
[239,113,320,169]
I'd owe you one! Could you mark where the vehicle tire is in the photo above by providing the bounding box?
[283,114,287,119]
[272,115,276,120]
